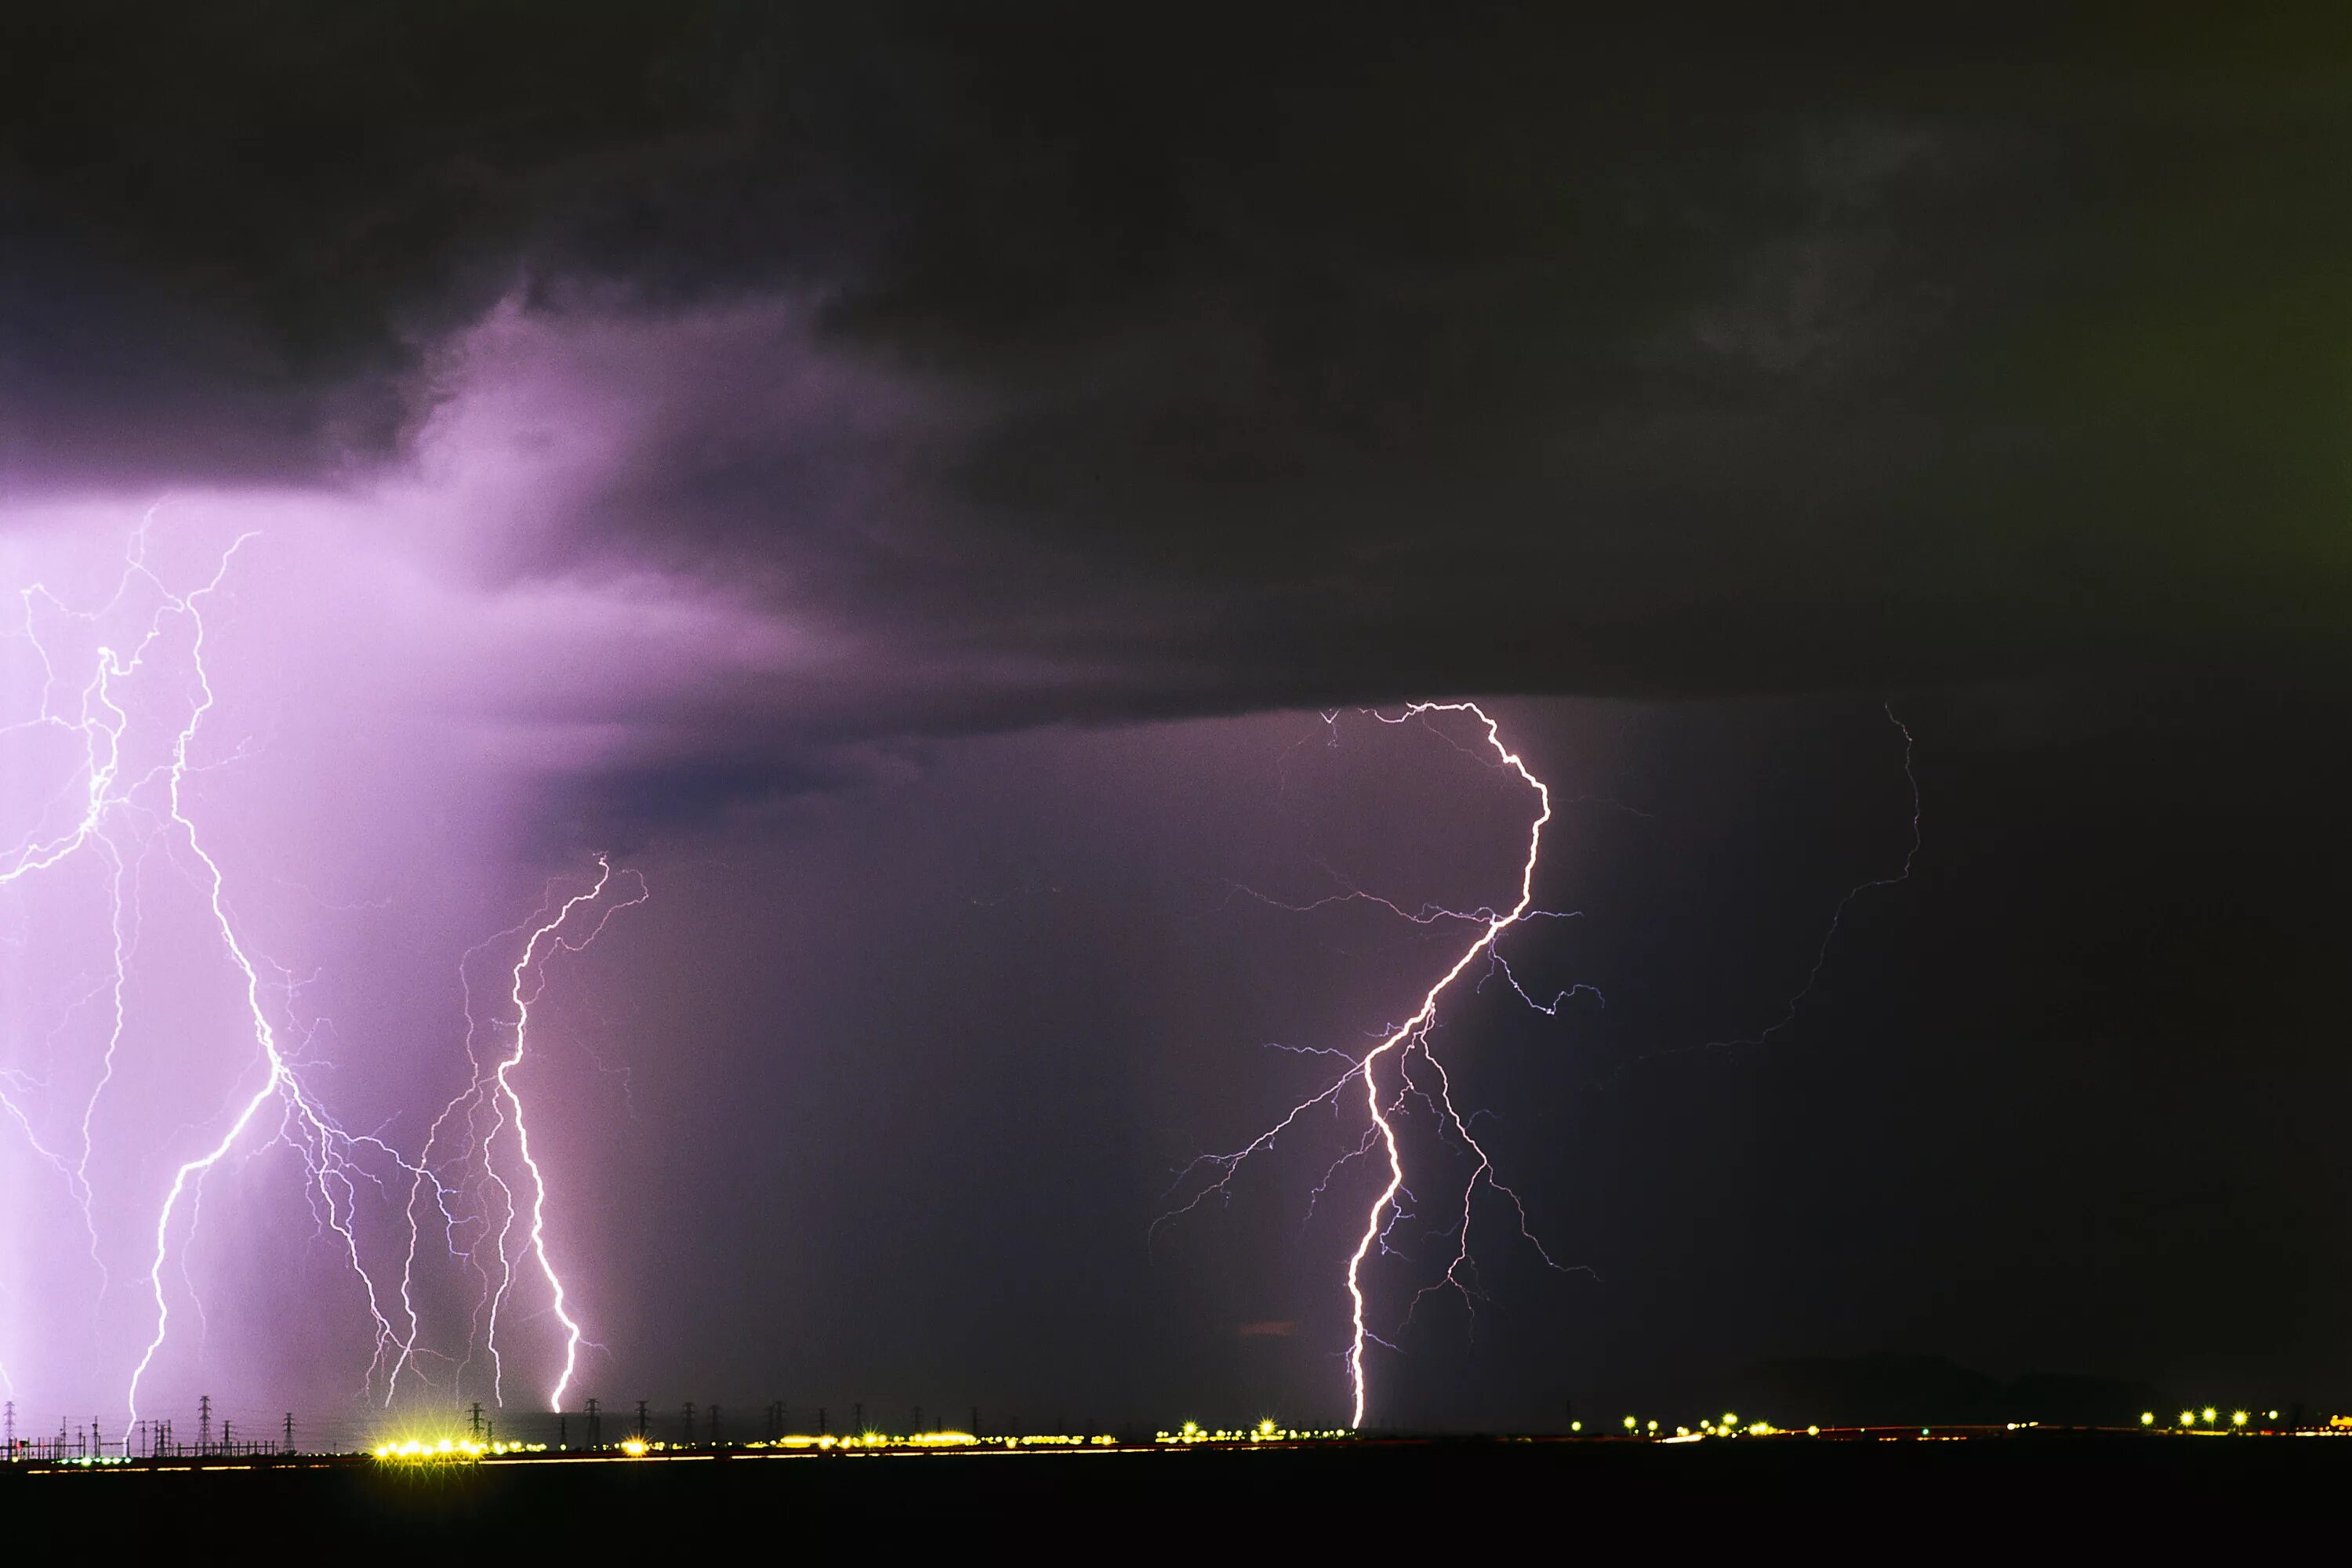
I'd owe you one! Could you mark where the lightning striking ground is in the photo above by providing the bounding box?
[1160,702,1577,1428]
[2,517,642,1427]
[1163,700,1922,1428]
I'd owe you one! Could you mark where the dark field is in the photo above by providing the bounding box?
[6,1437,2344,1546]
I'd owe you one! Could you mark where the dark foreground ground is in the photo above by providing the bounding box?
[5,1436,2343,1546]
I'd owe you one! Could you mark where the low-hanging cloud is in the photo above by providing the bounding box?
[6,3,2349,845]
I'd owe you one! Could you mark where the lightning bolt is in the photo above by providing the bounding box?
[1160,702,1576,1428]
[486,858,646,1410]
[1334,703,1558,1427]
[387,860,645,1413]
[1699,704,1920,1051]
[122,531,412,1422]
[5,514,642,1427]
[1164,699,1923,1428]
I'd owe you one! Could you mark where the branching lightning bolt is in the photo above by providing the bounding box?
[1698,704,1920,1051]
[385,861,645,1413]
[1163,700,1924,1428]
[3,515,643,1425]
[1159,702,1579,1428]
[488,859,646,1410]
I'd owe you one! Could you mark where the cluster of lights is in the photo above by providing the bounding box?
[608,1431,1103,1457]
[1659,1414,1780,1440]
[740,1432,985,1450]
[371,1438,549,1461]
[1158,1419,1345,1444]
[2142,1408,2273,1431]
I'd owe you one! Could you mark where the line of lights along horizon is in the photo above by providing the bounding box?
[0,520,641,1425]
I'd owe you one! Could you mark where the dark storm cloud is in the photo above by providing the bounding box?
[8,2,2350,752]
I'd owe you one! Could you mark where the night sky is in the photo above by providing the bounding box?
[2,4,2348,1439]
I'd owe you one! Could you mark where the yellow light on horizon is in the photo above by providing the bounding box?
[2201,1407,2216,1423]
[2232,1411,2248,1426]
[2140,1412,2154,1425]
[621,1438,648,1457]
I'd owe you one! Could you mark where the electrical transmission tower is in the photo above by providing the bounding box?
[635,1400,648,1439]
[470,1402,484,1439]
[198,1395,212,1454]
[586,1398,602,1446]
[284,1412,295,1454]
